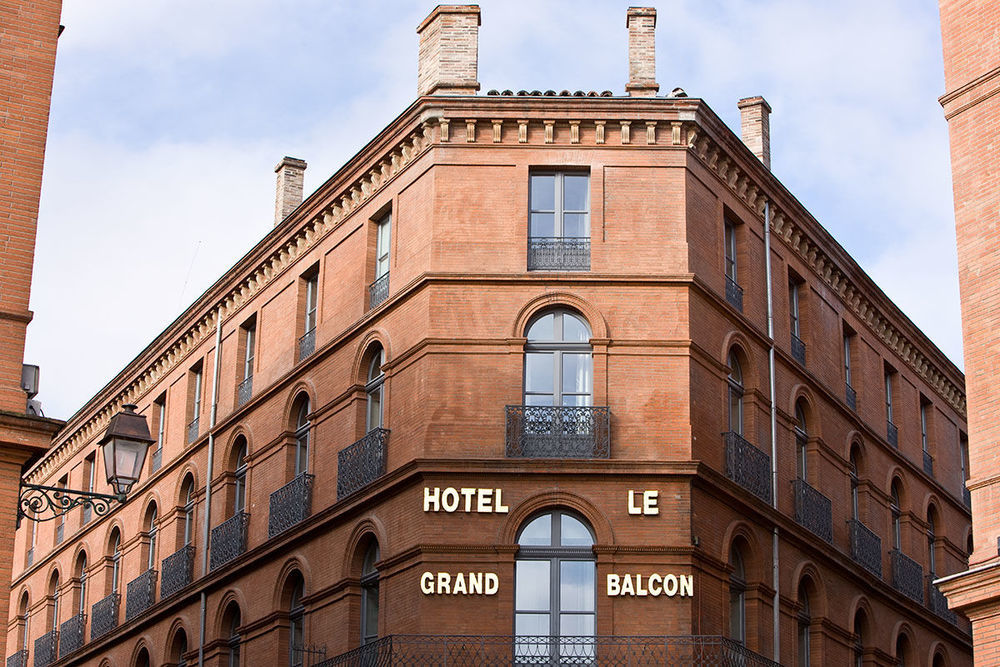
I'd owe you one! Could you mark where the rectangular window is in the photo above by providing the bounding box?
[152,395,166,472]
[843,327,857,410]
[188,363,203,443]
[82,454,95,524]
[238,318,256,406]
[920,398,934,476]
[789,277,805,364]
[723,217,743,311]
[920,400,929,453]
[56,476,67,543]
[243,323,256,381]
[304,274,318,334]
[885,366,898,447]
[528,172,590,271]
[960,432,969,483]
[299,268,319,360]
[369,212,392,308]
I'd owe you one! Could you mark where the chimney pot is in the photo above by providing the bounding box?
[737,96,772,169]
[417,5,482,96]
[626,7,658,97]
[274,156,307,226]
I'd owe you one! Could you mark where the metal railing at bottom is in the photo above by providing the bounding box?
[317,635,780,667]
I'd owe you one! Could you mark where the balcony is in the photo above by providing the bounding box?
[238,375,253,407]
[369,272,390,309]
[90,593,119,641]
[338,428,388,500]
[887,420,898,448]
[59,613,86,658]
[791,333,806,365]
[210,511,249,571]
[725,275,743,312]
[927,576,957,625]
[269,473,314,538]
[723,431,772,504]
[848,519,882,578]
[923,451,934,476]
[505,406,611,459]
[298,328,316,362]
[125,568,157,621]
[187,416,199,444]
[317,635,780,667]
[161,545,196,599]
[527,237,591,271]
[793,479,832,543]
[891,549,923,603]
[6,651,27,667]
[33,630,57,667]
[845,383,857,411]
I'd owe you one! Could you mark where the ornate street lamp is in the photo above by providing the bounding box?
[18,404,154,524]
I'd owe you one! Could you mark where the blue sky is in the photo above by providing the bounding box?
[27,0,960,419]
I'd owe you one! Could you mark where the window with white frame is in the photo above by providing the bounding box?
[528,172,590,271]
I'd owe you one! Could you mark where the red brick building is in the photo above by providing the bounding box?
[6,6,972,666]
[935,1,1000,665]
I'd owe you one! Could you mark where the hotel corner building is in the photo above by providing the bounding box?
[5,6,975,667]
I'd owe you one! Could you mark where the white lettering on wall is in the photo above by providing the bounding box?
[627,490,659,515]
[423,488,509,513]
[421,572,499,595]
[606,573,693,597]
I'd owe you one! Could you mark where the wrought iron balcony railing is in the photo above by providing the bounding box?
[723,431,772,504]
[269,473,314,538]
[848,519,882,578]
[291,645,328,667]
[505,405,611,459]
[90,593,119,641]
[887,420,898,448]
[6,650,28,667]
[927,575,957,625]
[845,383,857,411]
[187,416,200,444]
[161,545,196,599]
[725,275,743,312]
[210,511,250,571]
[238,375,253,407]
[338,428,388,500]
[59,613,86,659]
[964,487,971,508]
[528,237,591,271]
[791,333,806,365]
[33,630,57,667]
[317,635,780,667]
[298,328,316,362]
[369,272,390,309]
[125,568,158,621]
[923,451,934,476]
[793,478,832,543]
[891,549,923,603]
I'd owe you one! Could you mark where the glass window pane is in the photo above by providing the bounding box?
[516,560,551,609]
[525,394,554,406]
[559,613,595,637]
[518,515,552,546]
[561,354,592,395]
[561,394,591,407]
[525,353,554,393]
[559,561,594,611]
[364,586,379,631]
[563,175,588,211]
[560,515,593,547]
[561,314,590,342]
[530,213,555,237]
[562,213,588,238]
[531,175,555,211]
[515,613,550,638]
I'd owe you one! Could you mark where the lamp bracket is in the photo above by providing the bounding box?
[17,482,125,526]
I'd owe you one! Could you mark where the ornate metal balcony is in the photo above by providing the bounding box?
[151,446,162,472]
[887,420,898,448]
[725,275,743,312]
[59,613,86,658]
[793,478,832,543]
[90,593,119,641]
[724,431,772,504]
[964,487,971,508]
[505,406,611,459]
[125,568,158,621]
[33,630,57,667]
[269,473,314,538]
[527,237,591,271]
[369,272,390,309]
[298,328,316,361]
[210,511,250,571]
[338,428,388,500]
[848,519,882,578]
[238,375,253,407]
[6,650,28,667]
[161,545,196,599]
[845,383,857,411]
[891,549,923,603]
[927,576,957,625]
[923,451,934,476]
[187,416,200,444]
[318,635,780,667]
[791,333,806,365]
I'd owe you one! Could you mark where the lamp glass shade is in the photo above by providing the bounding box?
[102,436,149,496]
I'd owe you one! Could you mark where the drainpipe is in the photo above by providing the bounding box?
[763,200,780,664]
[199,309,223,666]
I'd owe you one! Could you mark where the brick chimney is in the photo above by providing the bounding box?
[626,7,659,97]
[274,156,307,226]
[417,5,482,96]
[737,96,772,169]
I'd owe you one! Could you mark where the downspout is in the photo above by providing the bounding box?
[764,200,780,664]
[199,309,223,666]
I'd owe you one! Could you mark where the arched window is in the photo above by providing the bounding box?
[366,346,385,432]
[287,573,306,666]
[18,591,29,652]
[145,504,158,571]
[223,602,241,667]
[361,541,379,645]
[794,400,808,479]
[134,647,150,667]
[294,397,310,476]
[181,476,195,546]
[895,632,910,667]
[523,310,592,407]
[170,628,188,667]
[48,571,60,631]
[729,543,747,645]
[233,440,248,515]
[75,552,88,616]
[927,508,938,576]
[110,529,122,594]
[727,351,744,436]
[797,585,811,666]
[515,510,595,661]
[849,447,860,521]
[853,609,867,667]
[890,480,902,551]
